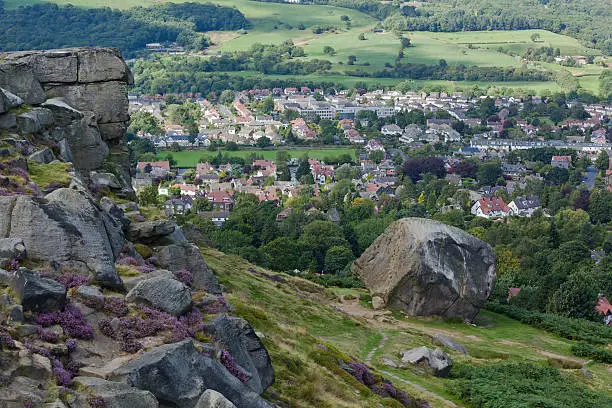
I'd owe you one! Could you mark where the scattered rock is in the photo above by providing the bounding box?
[8,304,24,323]
[155,243,221,294]
[371,296,385,310]
[0,238,26,262]
[12,269,67,313]
[122,269,175,292]
[210,314,275,394]
[72,376,159,408]
[28,147,56,164]
[580,368,593,378]
[353,218,496,321]
[381,356,399,368]
[126,276,192,316]
[75,285,105,309]
[195,389,237,408]
[432,334,468,355]
[0,112,17,129]
[91,171,121,189]
[0,87,25,108]
[111,340,273,408]
[400,346,452,377]
[126,220,175,243]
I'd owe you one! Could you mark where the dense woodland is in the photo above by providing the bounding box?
[0,2,247,56]
[383,0,612,55]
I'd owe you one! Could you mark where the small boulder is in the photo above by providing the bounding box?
[371,296,385,310]
[400,346,452,377]
[75,285,105,309]
[154,244,221,294]
[0,112,17,129]
[122,269,175,292]
[29,148,56,164]
[195,390,237,408]
[72,376,159,408]
[432,334,468,355]
[0,88,24,109]
[0,237,26,261]
[12,269,67,313]
[126,276,192,316]
[126,220,175,243]
[91,171,121,189]
[8,304,24,323]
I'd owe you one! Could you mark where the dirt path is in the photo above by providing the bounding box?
[365,332,388,363]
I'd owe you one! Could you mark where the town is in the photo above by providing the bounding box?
[129,87,611,226]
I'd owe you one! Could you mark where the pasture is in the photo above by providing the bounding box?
[158,147,357,167]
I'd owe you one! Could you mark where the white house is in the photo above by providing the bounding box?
[381,124,403,136]
[508,196,541,217]
[471,196,510,218]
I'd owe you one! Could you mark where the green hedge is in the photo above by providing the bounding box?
[571,342,612,364]
[486,302,612,345]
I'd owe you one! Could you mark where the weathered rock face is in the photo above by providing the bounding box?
[112,340,273,408]
[0,47,133,196]
[155,244,222,294]
[0,188,123,289]
[210,315,275,395]
[126,276,192,316]
[12,269,67,313]
[72,376,159,408]
[353,218,496,321]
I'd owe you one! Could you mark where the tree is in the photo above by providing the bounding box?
[300,220,348,272]
[588,188,612,224]
[295,154,311,180]
[323,46,335,55]
[548,272,599,320]
[400,37,411,48]
[530,33,541,42]
[256,136,271,148]
[340,15,350,22]
[477,162,502,186]
[219,90,235,105]
[358,33,366,40]
[259,95,275,113]
[324,246,354,274]
[369,150,385,163]
[261,237,302,271]
[128,111,163,136]
[347,55,357,65]
[439,59,447,69]
[402,157,446,182]
[595,150,609,171]
[137,185,159,206]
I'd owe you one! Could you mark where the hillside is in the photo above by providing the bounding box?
[201,247,612,408]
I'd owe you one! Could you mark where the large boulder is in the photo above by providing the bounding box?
[72,376,159,408]
[126,220,175,244]
[126,276,192,316]
[111,340,273,408]
[210,315,274,394]
[353,218,496,321]
[12,269,67,313]
[154,244,221,294]
[0,189,123,289]
[0,238,26,263]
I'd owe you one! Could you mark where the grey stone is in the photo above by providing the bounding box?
[0,238,26,261]
[0,88,25,108]
[91,172,121,189]
[112,340,273,408]
[371,296,385,310]
[353,218,496,321]
[210,314,274,394]
[28,147,56,164]
[8,304,24,323]
[98,122,127,141]
[41,98,83,126]
[45,81,129,124]
[65,111,109,171]
[195,390,237,408]
[0,292,12,307]
[400,346,452,377]
[0,113,17,130]
[122,269,175,292]
[155,244,221,294]
[11,269,67,313]
[75,285,105,309]
[381,357,399,368]
[77,48,130,83]
[432,334,468,355]
[126,220,175,243]
[72,376,159,408]
[0,63,46,105]
[0,190,123,289]
[126,276,192,316]
[581,368,593,378]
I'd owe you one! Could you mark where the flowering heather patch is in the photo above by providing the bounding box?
[56,273,89,288]
[174,269,193,287]
[36,303,94,340]
[348,361,376,386]
[0,334,16,349]
[200,295,229,315]
[37,327,60,343]
[87,396,107,408]
[136,263,156,274]
[9,167,29,181]
[103,297,129,317]
[133,214,146,222]
[24,343,54,359]
[116,255,138,266]
[0,375,10,387]
[220,350,249,383]
[147,256,160,266]
[65,339,77,352]
[7,258,19,273]
[52,359,72,386]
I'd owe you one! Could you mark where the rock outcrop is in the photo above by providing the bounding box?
[0,47,133,197]
[353,218,496,321]
[112,340,273,408]
[400,346,452,377]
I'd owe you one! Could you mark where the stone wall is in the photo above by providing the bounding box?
[0,47,133,196]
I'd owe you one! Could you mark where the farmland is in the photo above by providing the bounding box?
[158,147,357,168]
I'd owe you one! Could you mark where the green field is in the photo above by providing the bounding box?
[5,0,608,94]
[158,147,357,167]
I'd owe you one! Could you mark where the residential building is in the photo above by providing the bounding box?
[551,155,572,169]
[471,196,510,218]
[207,190,234,211]
[508,196,541,217]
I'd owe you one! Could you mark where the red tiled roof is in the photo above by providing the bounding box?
[137,161,170,171]
[478,197,509,215]
[596,297,612,315]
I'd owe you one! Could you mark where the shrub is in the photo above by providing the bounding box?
[571,342,612,363]
[134,243,153,259]
[486,302,612,345]
[174,269,194,287]
[36,303,94,340]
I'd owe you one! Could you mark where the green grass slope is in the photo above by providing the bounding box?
[202,248,612,408]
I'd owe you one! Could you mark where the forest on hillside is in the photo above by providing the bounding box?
[0,1,248,56]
